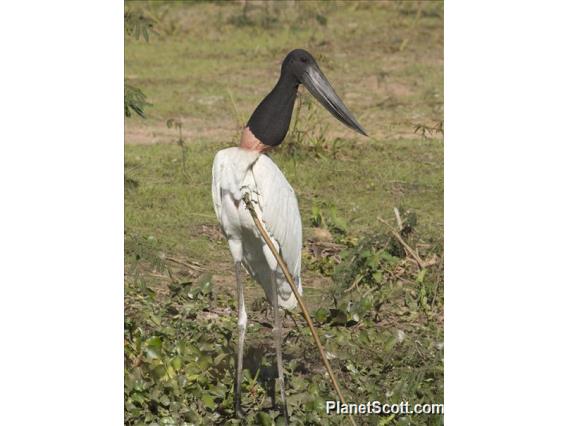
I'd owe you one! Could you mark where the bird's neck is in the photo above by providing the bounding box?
[245,73,299,147]
[240,127,270,152]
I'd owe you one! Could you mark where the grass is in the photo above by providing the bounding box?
[125,138,442,258]
[125,0,443,144]
[125,1,443,425]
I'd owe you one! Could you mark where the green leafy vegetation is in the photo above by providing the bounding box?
[125,2,443,425]
[124,7,156,118]
[125,207,443,425]
[125,8,158,43]
[124,136,443,425]
[125,83,152,118]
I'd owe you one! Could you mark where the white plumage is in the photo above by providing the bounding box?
[211,147,302,309]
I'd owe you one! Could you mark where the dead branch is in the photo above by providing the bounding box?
[344,274,364,293]
[377,216,426,269]
[165,256,205,271]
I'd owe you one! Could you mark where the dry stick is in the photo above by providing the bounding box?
[377,216,425,269]
[393,207,403,231]
[344,274,363,294]
[165,256,205,271]
[243,194,357,426]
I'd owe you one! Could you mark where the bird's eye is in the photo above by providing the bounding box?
[300,56,307,63]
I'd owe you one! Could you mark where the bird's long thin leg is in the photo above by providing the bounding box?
[271,271,289,425]
[234,261,247,418]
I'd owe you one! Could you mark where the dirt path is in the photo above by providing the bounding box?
[125,116,237,145]
[125,114,442,146]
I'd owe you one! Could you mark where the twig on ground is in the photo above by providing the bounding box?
[344,274,363,293]
[377,216,425,269]
[165,256,205,271]
[148,272,168,279]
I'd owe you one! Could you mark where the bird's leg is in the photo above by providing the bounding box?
[271,271,289,425]
[234,261,247,419]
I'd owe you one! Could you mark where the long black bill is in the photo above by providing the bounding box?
[301,65,368,136]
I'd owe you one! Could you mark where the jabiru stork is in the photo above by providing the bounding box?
[211,48,366,422]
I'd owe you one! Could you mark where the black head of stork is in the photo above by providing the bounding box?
[246,49,367,148]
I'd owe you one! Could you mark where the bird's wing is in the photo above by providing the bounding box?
[211,148,241,224]
[252,155,302,282]
[211,151,224,223]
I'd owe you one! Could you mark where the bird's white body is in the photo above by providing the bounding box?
[211,147,302,309]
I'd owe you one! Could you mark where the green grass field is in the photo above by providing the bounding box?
[125,2,443,425]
